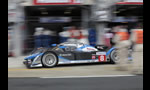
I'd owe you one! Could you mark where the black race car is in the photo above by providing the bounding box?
[23,42,118,68]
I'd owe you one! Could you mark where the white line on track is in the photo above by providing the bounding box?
[40,75,136,79]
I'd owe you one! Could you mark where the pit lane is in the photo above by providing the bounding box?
[8,63,134,78]
[8,56,135,78]
[8,75,143,90]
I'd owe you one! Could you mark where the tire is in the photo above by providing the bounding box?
[27,63,32,69]
[110,50,119,64]
[41,52,58,68]
[23,60,32,69]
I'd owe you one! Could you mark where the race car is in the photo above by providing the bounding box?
[23,42,118,68]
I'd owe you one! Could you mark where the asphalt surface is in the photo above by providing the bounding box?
[8,75,143,90]
[8,56,139,78]
[8,56,143,90]
[8,63,135,77]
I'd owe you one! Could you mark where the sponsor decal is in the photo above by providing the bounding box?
[124,0,143,2]
[96,52,106,62]
[98,55,106,62]
[82,47,98,52]
[36,0,70,3]
[59,54,72,57]
[92,55,96,59]
[39,17,71,23]
[33,0,82,5]
[87,48,96,51]
[96,52,106,55]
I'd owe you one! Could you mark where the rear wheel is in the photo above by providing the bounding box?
[110,50,119,64]
[41,52,58,68]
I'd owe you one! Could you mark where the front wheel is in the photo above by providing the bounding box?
[41,52,58,68]
[110,50,119,64]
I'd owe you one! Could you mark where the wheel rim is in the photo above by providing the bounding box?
[111,51,119,63]
[42,53,57,67]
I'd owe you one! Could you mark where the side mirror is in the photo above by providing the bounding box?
[51,44,57,47]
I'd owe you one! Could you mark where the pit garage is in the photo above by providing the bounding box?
[23,5,91,53]
[108,1,143,32]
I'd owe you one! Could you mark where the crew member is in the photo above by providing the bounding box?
[130,29,143,74]
[113,28,131,70]
[34,27,44,48]
[68,26,80,42]
[78,27,89,45]
[104,28,113,48]
[43,29,52,47]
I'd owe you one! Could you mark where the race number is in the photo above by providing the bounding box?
[96,52,106,62]
[98,55,106,62]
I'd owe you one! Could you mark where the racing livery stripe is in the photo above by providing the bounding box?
[106,47,115,56]
[24,53,44,60]
[75,45,96,51]
[58,56,97,61]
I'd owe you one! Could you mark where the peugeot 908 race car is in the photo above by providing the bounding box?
[23,42,118,68]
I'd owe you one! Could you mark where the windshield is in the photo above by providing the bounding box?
[51,46,64,51]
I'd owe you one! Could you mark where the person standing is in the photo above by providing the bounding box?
[42,29,53,47]
[34,27,44,48]
[78,27,89,45]
[103,28,113,48]
[130,28,143,74]
[68,26,80,42]
[113,28,131,71]
[111,26,123,46]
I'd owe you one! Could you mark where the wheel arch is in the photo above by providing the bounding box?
[106,47,116,56]
[108,47,118,64]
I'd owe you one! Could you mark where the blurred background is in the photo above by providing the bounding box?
[8,0,143,57]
